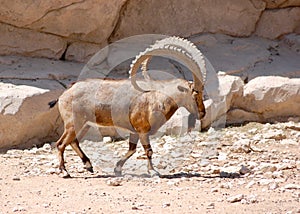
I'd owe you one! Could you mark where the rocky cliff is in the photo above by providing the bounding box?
[0,0,299,62]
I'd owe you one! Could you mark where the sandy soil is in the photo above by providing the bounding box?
[0,122,299,214]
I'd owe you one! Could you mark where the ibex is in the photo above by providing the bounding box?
[49,37,207,177]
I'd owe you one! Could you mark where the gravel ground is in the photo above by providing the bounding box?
[0,122,299,213]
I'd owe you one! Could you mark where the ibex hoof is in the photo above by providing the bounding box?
[59,170,71,179]
[148,169,160,177]
[114,168,122,177]
[85,166,94,173]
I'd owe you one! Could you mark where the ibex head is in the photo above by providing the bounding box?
[129,36,206,120]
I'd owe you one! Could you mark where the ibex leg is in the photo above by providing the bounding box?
[114,133,139,176]
[139,133,160,177]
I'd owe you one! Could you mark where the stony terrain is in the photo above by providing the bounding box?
[0,122,299,213]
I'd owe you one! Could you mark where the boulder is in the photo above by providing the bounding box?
[156,107,200,137]
[201,73,244,129]
[0,0,126,44]
[0,83,63,151]
[1,0,300,62]
[262,0,300,8]
[227,76,300,124]
[0,23,66,59]
[255,7,300,39]
[65,42,104,62]
[110,0,265,41]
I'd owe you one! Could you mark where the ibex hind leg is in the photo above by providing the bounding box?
[139,134,160,177]
[56,128,76,178]
[70,140,93,173]
[70,124,94,173]
[114,133,139,176]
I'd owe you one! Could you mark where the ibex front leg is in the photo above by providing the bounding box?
[139,133,160,177]
[114,133,139,176]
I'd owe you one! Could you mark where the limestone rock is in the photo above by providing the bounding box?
[229,76,300,124]
[65,42,104,62]
[0,0,83,27]
[227,194,244,203]
[0,23,66,59]
[0,83,63,150]
[0,0,126,44]
[156,107,200,136]
[262,0,300,8]
[255,7,300,39]
[201,73,244,129]
[1,0,300,62]
[111,0,265,41]
[226,109,262,124]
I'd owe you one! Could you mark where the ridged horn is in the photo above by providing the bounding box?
[129,36,206,93]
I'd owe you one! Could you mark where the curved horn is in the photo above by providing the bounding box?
[129,36,206,92]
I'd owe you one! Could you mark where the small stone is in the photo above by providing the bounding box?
[12,176,21,181]
[13,206,26,212]
[42,203,50,208]
[240,199,248,204]
[258,179,272,186]
[220,171,240,178]
[246,180,256,188]
[284,184,300,190]
[77,167,85,173]
[280,139,298,145]
[106,178,122,186]
[239,165,251,175]
[272,171,283,178]
[218,152,227,161]
[191,153,202,158]
[220,182,233,189]
[132,206,140,210]
[162,202,171,208]
[230,139,251,153]
[42,143,52,152]
[103,136,112,144]
[211,188,218,193]
[46,168,58,174]
[167,180,177,186]
[200,159,210,167]
[246,195,258,203]
[248,128,258,134]
[269,182,279,190]
[207,202,215,209]
[227,194,244,203]
[260,163,277,173]
[264,130,286,140]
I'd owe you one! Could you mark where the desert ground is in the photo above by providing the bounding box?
[0,122,299,214]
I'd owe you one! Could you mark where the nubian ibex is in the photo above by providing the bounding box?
[49,37,207,177]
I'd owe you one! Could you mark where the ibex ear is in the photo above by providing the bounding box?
[177,85,189,93]
[188,81,194,89]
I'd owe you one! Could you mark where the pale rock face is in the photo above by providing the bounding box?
[0,83,63,150]
[0,0,126,43]
[110,0,265,41]
[201,73,244,129]
[0,23,66,59]
[255,7,300,39]
[262,0,300,8]
[0,0,126,61]
[228,76,300,124]
[65,42,104,62]
[0,0,300,61]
